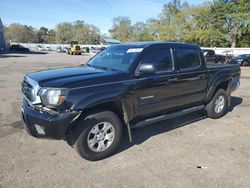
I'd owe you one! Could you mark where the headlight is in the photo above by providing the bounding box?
[38,88,69,107]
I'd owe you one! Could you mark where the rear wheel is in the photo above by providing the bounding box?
[242,61,248,66]
[205,89,228,119]
[74,111,122,161]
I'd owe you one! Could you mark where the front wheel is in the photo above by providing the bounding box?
[74,111,123,161]
[205,89,228,119]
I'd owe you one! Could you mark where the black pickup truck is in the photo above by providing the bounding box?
[21,42,240,161]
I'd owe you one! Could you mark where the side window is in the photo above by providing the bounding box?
[174,48,200,69]
[141,48,172,72]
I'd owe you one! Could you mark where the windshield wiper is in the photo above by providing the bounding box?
[92,65,117,71]
[85,64,119,72]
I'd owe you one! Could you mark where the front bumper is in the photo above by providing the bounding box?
[21,100,80,139]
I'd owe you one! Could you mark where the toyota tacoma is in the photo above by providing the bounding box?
[21,42,240,161]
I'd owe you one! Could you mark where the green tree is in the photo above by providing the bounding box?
[132,22,153,41]
[55,22,73,43]
[4,23,37,43]
[47,29,56,43]
[158,0,190,41]
[109,17,133,42]
[211,0,250,47]
[146,18,161,40]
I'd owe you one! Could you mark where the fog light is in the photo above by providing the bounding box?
[34,124,45,135]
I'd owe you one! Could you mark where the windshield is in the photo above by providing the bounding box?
[87,46,142,72]
[237,55,246,59]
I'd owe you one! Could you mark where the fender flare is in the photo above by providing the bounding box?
[205,75,232,103]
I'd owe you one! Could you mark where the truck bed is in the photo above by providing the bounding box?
[206,63,240,70]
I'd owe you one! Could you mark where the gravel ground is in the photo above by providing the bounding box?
[0,51,250,188]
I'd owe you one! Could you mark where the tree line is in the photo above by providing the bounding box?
[4,20,103,44]
[4,0,250,47]
[109,0,250,47]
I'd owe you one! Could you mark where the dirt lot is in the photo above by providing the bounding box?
[0,51,250,188]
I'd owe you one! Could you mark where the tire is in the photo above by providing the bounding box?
[242,61,248,66]
[205,89,228,119]
[74,111,123,161]
[79,52,81,55]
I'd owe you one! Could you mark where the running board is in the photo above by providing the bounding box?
[131,105,205,128]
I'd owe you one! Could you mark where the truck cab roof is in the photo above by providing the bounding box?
[118,42,200,49]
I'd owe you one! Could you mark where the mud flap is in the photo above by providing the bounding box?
[121,102,132,142]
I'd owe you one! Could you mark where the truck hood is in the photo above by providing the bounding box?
[27,66,132,88]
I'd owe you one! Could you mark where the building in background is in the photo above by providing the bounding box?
[0,18,5,50]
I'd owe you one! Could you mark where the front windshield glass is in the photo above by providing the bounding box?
[87,46,143,72]
[238,55,246,59]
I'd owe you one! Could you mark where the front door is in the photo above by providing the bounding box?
[134,47,178,117]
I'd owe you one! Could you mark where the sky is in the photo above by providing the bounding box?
[1,0,210,34]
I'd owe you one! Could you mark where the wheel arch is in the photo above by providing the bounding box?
[65,100,133,146]
[205,78,232,104]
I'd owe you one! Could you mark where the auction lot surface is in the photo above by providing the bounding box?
[0,51,250,188]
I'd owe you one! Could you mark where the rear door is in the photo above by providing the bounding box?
[134,47,178,117]
[173,47,208,107]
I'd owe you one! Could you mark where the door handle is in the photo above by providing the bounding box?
[198,74,206,79]
[168,78,178,82]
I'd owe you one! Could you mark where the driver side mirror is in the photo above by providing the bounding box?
[135,64,156,77]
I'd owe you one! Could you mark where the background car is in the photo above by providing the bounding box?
[91,46,106,53]
[45,46,51,51]
[229,54,250,66]
[9,44,29,52]
[202,49,228,64]
[221,50,235,61]
[63,47,70,53]
[36,45,44,51]
[56,46,64,53]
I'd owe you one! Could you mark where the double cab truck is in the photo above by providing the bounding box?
[21,42,240,161]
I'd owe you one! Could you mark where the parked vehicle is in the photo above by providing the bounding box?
[221,50,234,57]
[221,50,235,61]
[82,47,90,53]
[202,49,228,64]
[9,44,29,52]
[229,54,250,66]
[36,45,44,51]
[21,42,240,161]
[63,47,70,53]
[91,47,106,53]
[67,45,81,55]
[56,46,64,53]
[67,41,81,55]
[45,46,51,51]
